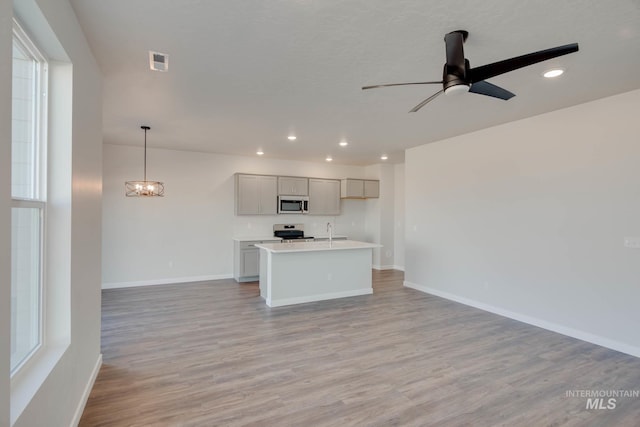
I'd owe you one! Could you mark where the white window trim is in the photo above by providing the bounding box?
[9,16,72,427]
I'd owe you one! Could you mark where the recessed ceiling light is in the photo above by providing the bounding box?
[288,135,297,141]
[339,141,348,147]
[256,150,264,156]
[543,69,564,78]
[325,156,333,162]
[380,155,388,160]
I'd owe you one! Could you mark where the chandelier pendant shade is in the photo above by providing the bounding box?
[125,125,165,197]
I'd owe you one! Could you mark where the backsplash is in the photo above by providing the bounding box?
[232,199,369,240]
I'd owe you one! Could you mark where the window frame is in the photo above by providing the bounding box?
[10,18,49,376]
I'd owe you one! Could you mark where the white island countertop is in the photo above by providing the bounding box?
[255,239,381,253]
[233,236,282,242]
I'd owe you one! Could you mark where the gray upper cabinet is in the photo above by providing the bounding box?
[235,174,278,215]
[364,180,380,198]
[341,178,380,199]
[278,176,308,196]
[342,179,363,198]
[308,178,340,215]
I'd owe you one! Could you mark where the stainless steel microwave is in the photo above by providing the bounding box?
[278,196,309,214]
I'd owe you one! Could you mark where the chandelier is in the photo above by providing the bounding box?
[125,125,165,197]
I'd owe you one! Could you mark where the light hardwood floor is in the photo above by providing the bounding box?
[80,271,640,426]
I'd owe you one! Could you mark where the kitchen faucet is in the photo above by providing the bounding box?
[327,222,333,246]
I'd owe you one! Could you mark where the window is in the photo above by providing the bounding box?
[11,20,48,374]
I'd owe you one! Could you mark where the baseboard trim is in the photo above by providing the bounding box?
[267,288,373,308]
[102,274,234,289]
[403,281,640,359]
[70,353,102,427]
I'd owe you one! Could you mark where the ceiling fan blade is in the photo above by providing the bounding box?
[444,31,467,75]
[468,43,579,83]
[362,81,442,90]
[469,80,515,100]
[409,90,444,112]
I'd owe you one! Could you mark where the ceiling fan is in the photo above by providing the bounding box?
[362,30,579,112]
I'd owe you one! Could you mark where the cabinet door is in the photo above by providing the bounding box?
[324,179,340,215]
[364,180,380,198]
[236,174,260,214]
[309,179,340,215]
[240,249,259,277]
[278,177,308,196]
[237,174,277,215]
[341,179,364,198]
[308,179,326,214]
[258,175,278,214]
[292,178,308,196]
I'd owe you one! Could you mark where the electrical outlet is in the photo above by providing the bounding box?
[623,237,640,249]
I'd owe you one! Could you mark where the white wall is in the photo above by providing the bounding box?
[103,145,388,286]
[393,163,405,270]
[362,165,381,265]
[362,164,397,269]
[405,89,640,357]
[1,0,13,425]
[5,0,103,426]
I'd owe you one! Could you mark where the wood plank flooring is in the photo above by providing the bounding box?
[80,271,640,426]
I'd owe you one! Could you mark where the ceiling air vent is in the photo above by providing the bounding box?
[149,51,168,72]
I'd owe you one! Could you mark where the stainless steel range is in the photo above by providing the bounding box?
[273,224,314,243]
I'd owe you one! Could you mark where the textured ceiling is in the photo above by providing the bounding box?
[69,0,640,165]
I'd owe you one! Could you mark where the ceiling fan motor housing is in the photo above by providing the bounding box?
[443,59,470,95]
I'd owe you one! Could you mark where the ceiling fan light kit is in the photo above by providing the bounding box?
[125,125,165,197]
[543,69,565,78]
[444,84,470,96]
[363,30,578,112]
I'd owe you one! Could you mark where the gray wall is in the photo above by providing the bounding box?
[405,89,640,357]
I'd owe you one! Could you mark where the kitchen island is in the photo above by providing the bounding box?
[254,240,381,307]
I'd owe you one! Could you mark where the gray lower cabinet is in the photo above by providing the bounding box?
[308,178,340,215]
[234,239,280,282]
[235,174,278,215]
